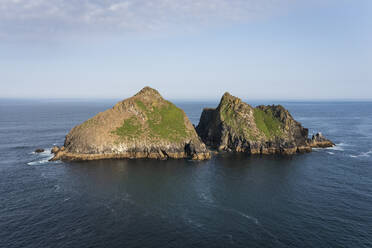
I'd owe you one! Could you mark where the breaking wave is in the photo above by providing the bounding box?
[27,148,54,165]
[326,143,351,152]
[349,151,372,158]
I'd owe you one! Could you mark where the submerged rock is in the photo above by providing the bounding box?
[196,92,334,155]
[34,148,45,153]
[52,87,210,161]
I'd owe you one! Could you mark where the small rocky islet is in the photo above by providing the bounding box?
[51,87,334,161]
[51,87,210,161]
[196,92,334,155]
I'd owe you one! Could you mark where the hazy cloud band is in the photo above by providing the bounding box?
[0,0,294,37]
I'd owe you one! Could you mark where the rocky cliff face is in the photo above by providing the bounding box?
[196,92,334,155]
[52,87,210,161]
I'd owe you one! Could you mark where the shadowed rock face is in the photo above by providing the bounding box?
[196,93,334,155]
[52,87,210,161]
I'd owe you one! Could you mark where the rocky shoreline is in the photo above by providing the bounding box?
[49,87,334,162]
[50,150,210,161]
[50,144,211,161]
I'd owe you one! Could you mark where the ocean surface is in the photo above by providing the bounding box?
[0,99,371,248]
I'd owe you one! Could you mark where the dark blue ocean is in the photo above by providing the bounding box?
[0,100,371,248]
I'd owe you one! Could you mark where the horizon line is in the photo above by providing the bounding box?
[1,97,372,102]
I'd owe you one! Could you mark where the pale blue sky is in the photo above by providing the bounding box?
[0,0,371,100]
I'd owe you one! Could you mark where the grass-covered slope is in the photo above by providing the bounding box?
[112,99,188,142]
[216,92,286,141]
[77,87,190,144]
[138,100,187,141]
[112,116,142,139]
[253,108,283,139]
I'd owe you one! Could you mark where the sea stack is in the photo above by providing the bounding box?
[196,92,334,155]
[51,87,210,161]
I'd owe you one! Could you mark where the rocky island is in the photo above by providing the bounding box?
[196,92,334,155]
[51,87,211,161]
[51,87,334,161]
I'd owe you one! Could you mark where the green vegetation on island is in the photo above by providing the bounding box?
[113,116,142,139]
[253,108,283,139]
[113,99,188,142]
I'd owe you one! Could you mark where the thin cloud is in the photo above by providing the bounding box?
[0,0,295,38]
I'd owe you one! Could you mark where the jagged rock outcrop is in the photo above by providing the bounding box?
[196,92,334,155]
[51,146,60,154]
[51,87,210,161]
[309,132,335,148]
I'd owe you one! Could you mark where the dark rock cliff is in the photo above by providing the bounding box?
[196,92,334,155]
